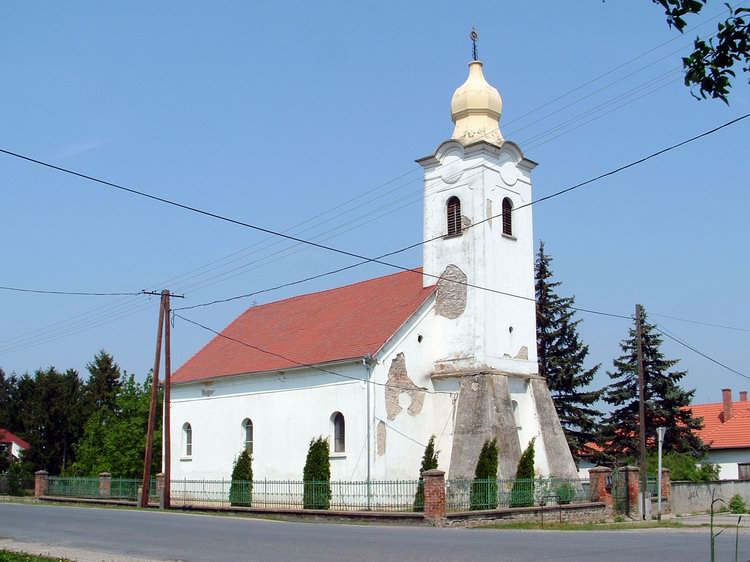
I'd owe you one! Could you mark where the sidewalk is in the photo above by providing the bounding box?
[673,512,748,527]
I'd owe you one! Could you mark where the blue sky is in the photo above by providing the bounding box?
[1,2,748,405]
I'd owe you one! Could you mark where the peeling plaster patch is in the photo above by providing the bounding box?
[435,264,467,319]
[376,421,386,456]
[502,353,512,359]
[385,352,426,420]
[514,346,529,360]
[486,199,493,227]
[461,215,472,229]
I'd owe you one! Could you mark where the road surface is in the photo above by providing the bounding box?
[0,502,746,561]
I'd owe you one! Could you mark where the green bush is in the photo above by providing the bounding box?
[556,482,576,505]
[470,438,498,510]
[510,438,535,508]
[413,435,439,512]
[645,451,719,482]
[229,448,253,507]
[729,493,746,514]
[303,437,331,510]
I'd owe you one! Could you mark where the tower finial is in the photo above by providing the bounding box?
[470,27,479,61]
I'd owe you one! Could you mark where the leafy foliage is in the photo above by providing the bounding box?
[302,437,331,510]
[729,493,746,514]
[71,373,161,478]
[510,438,536,507]
[652,0,750,102]
[646,450,718,481]
[470,438,499,510]
[535,242,602,461]
[84,350,122,413]
[413,435,439,512]
[598,307,706,463]
[229,448,253,507]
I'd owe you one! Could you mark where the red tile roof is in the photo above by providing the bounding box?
[174,269,436,383]
[0,428,30,450]
[691,400,750,450]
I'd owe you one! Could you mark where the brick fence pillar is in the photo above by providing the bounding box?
[155,473,165,509]
[34,470,48,497]
[588,466,613,506]
[622,465,641,518]
[422,469,446,524]
[98,472,111,498]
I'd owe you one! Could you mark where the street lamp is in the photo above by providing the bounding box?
[656,426,667,521]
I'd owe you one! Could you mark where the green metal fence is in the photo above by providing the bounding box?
[446,477,590,512]
[47,477,157,501]
[170,479,420,511]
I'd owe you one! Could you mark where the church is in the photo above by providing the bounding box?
[169,55,579,483]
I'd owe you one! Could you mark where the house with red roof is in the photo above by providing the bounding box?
[169,57,578,483]
[691,389,750,480]
[0,428,29,462]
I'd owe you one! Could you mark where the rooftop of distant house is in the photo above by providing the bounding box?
[691,388,750,450]
[0,428,30,450]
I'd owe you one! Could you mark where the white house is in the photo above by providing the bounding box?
[0,428,29,462]
[169,56,578,483]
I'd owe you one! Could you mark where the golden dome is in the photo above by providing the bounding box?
[450,61,503,146]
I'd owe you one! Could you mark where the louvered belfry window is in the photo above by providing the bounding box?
[502,197,513,236]
[447,196,462,236]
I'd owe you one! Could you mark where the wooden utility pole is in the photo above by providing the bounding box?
[140,289,181,508]
[635,303,648,520]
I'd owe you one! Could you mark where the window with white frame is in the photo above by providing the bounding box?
[512,400,521,429]
[182,422,192,457]
[242,418,254,454]
[331,412,345,453]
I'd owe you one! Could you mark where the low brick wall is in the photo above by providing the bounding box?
[444,502,609,527]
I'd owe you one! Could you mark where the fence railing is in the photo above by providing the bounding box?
[446,478,590,512]
[170,479,420,512]
[47,476,158,502]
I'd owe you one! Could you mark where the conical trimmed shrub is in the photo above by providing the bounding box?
[470,438,498,510]
[413,435,439,512]
[303,437,331,510]
[510,438,535,507]
[229,448,253,507]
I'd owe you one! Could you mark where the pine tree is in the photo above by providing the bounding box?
[599,307,705,463]
[302,437,331,510]
[413,435,439,512]
[510,438,536,507]
[229,448,253,507]
[470,438,498,510]
[535,242,602,461]
[85,350,122,413]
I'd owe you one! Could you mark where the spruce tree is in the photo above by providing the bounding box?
[535,242,602,461]
[85,350,122,413]
[470,438,498,510]
[302,437,331,510]
[229,448,253,507]
[413,435,439,512]
[599,307,705,463]
[510,438,535,507]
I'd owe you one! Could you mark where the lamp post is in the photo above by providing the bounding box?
[656,426,667,521]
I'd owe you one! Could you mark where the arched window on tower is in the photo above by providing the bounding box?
[512,400,521,430]
[331,412,345,453]
[242,418,254,454]
[182,422,192,457]
[502,197,513,237]
[446,196,462,236]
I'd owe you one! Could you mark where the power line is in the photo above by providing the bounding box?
[654,324,750,381]
[0,285,140,297]
[175,113,750,314]
[649,313,750,333]
[173,313,456,396]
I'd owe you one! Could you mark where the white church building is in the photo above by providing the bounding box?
[170,57,578,483]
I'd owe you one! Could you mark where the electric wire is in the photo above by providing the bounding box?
[173,313,456,396]
[0,286,140,297]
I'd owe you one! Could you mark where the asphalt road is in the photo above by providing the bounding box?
[0,502,747,562]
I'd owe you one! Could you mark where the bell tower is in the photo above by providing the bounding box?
[418,48,579,482]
